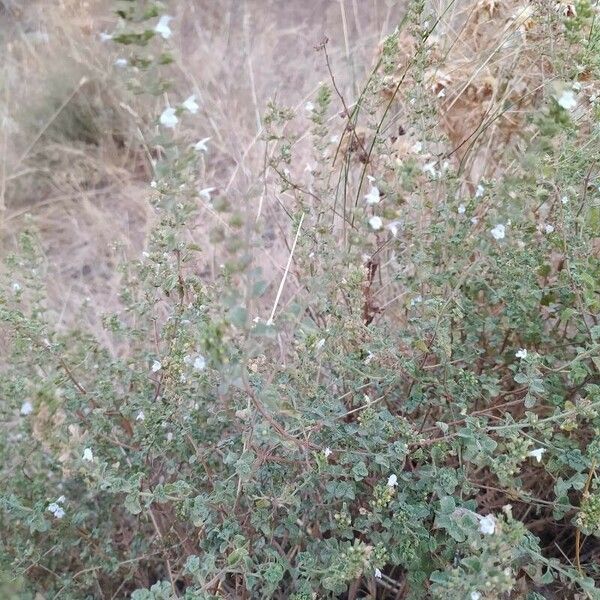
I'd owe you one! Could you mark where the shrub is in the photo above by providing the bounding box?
[1,1,600,598]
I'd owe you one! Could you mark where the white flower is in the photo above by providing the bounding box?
[136,411,145,421]
[82,448,94,462]
[364,351,374,365]
[199,187,216,201]
[323,447,332,458]
[159,107,178,129]
[184,354,206,371]
[305,101,314,112]
[194,137,211,153]
[544,224,555,234]
[114,58,128,68]
[475,184,485,198]
[557,89,577,111]
[315,338,325,350]
[479,514,496,535]
[154,15,173,39]
[20,400,33,415]
[56,495,66,504]
[193,355,206,371]
[422,161,438,178]
[151,360,162,373]
[410,295,423,307]
[528,448,546,462]
[470,592,482,600]
[182,95,199,114]
[561,195,569,204]
[166,432,173,442]
[457,203,466,215]
[99,32,113,42]
[471,216,479,225]
[387,221,401,237]
[364,185,381,205]
[369,216,383,230]
[47,502,65,519]
[490,223,505,240]
[515,348,528,360]
[11,282,21,293]
[387,474,398,487]
[374,568,382,578]
[150,180,157,188]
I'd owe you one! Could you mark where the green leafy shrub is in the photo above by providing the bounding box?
[1,1,600,598]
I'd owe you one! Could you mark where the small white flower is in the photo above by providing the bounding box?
[323,447,332,458]
[99,32,113,42]
[479,514,496,535]
[470,216,479,225]
[374,568,382,579]
[470,592,482,600]
[194,137,211,153]
[557,89,577,111]
[166,432,173,442]
[114,58,128,68]
[150,180,157,188]
[193,355,206,371]
[182,95,199,114]
[528,448,546,462]
[82,448,94,462]
[475,184,485,198]
[154,15,173,39]
[151,360,162,373]
[457,203,466,215]
[159,107,178,129]
[410,141,422,154]
[410,295,423,307]
[364,351,374,365]
[11,282,21,293]
[56,495,66,504]
[387,221,401,237]
[369,216,383,230]
[387,474,398,487]
[544,224,555,234]
[364,185,381,205]
[490,223,506,240]
[437,88,446,98]
[561,195,569,204]
[20,401,33,416]
[199,187,216,201]
[315,338,325,350]
[515,348,528,360]
[305,101,315,112]
[47,502,65,519]
[422,161,438,178]
[136,411,145,421]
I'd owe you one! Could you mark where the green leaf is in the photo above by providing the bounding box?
[351,461,368,481]
[124,493,142,515]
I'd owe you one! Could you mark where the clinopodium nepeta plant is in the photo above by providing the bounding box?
[2,1,600,598]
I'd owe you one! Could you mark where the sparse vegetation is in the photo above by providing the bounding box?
[1,1,600,598]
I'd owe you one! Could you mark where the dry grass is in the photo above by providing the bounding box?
[0,0,406,328]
